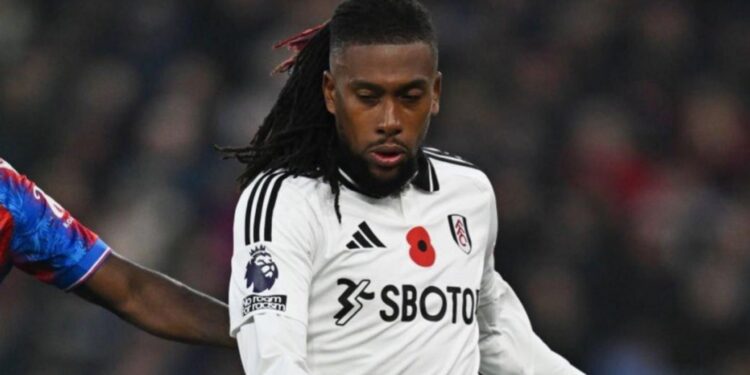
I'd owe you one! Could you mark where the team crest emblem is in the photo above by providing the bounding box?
[448,214,472,254]
[245,244,279,292]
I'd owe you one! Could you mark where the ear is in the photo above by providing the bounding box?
[323,71,336,115]
[431,72,442,115]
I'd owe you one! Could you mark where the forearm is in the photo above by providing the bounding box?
[75,253,235,348]
[117,267,234,347]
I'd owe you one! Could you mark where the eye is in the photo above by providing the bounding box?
[356,90,379,104]
[401,89,424,103]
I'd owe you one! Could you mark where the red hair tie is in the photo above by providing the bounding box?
[272,21,329,75]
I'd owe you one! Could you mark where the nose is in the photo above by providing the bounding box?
[377,99,402,136]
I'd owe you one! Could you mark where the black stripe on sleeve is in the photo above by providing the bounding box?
[252,172,281,244]
[346,240,359,249]
[244,172,270,245]
[262,173,290,242]
[353,232,373,248]
[358,222,385,247]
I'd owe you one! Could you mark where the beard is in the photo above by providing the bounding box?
[336,137,418,198]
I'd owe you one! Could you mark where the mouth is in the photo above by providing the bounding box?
[368,144,407,169]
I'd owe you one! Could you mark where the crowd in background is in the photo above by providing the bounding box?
[1,0,748,374]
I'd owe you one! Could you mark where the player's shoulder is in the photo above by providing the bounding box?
[0,158,32,201]
[239,169,320,202]
[236,169,322,221]
[422,147,492,193]
[0,158,16,171]
[235,169,321,244]
[0,158,20,180]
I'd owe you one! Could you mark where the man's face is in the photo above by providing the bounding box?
[323,42,441,194]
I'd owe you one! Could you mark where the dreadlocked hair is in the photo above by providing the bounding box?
[219,0,437,222]
[217,25,337,187]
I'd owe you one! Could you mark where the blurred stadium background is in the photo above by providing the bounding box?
[1,0,749,374]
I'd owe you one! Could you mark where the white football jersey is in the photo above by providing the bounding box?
[229,148,583,375]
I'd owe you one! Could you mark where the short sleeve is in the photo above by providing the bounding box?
[0,159,111,290]
[229,172,318,336]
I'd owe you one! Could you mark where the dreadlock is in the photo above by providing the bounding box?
[218,0,437,221]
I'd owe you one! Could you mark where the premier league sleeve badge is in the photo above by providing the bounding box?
[245,244,279,293]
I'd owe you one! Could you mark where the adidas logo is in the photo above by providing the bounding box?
[346,222,386,249]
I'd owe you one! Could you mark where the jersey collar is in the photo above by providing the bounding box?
[412,149,440,192]
[338,149,440,197]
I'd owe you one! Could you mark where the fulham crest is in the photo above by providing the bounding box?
[448,214,472,254]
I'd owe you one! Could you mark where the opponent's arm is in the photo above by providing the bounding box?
[74,252,235,348]
[0,160,234,347]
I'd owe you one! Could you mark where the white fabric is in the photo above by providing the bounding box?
[229,155,584,374]
[237,315,309,375]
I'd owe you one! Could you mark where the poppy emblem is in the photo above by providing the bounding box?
[406,226,435,267]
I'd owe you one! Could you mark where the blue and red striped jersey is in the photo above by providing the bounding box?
[0,158,111,290]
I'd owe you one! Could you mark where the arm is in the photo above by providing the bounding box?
[237,314,309,374]
[0,160,233,347]
[73,252,235,347]
[228,175,316,374]
[478,192,583,374]
[477,271,583,374]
